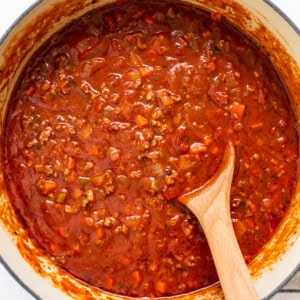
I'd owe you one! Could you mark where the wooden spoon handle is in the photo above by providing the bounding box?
[200,205,258,300]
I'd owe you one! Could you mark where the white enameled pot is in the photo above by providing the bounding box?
[0,0,299,299]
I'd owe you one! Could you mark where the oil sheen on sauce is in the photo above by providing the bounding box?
[3,1,298,297]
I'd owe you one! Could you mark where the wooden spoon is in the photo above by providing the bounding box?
[178,142,258,300]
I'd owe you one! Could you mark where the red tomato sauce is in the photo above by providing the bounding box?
[3,1,298,297]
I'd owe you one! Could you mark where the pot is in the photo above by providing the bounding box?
[0,0,299,299]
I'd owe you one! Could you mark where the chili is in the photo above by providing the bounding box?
[3,1,298,297]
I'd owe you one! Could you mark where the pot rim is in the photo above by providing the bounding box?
[0,0,299,299]
[263,261,300,300]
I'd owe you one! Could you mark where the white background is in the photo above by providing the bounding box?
[0,1,299,299]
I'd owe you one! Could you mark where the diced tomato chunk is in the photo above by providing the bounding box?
[163,184,181,201]
[136,114,149,128]
[230,103,245,120]
[36,179,58,195]
[104,277,114,290]
[131,270,143,283]
[189,142,207,154]
[155,280,167,294]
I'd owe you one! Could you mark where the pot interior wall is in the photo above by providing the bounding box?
[0,0,299,299]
